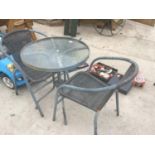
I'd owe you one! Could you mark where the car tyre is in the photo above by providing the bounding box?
[1,75,15,89]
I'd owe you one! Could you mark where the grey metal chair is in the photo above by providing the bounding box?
[52,57,139,134]
[0,29,54,117]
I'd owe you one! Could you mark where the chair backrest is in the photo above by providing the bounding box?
[0,29,49,81]
[2,29,32,55]
[2,30,34,70]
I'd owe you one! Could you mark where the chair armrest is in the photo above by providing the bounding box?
[118,64,136,94]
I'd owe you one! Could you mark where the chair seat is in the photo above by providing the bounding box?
[59,72,114,111]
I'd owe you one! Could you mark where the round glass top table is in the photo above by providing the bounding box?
[20,37,90,72]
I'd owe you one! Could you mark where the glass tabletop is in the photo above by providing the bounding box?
[20,37,90,72]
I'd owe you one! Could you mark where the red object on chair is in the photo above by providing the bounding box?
[90,62,117,82]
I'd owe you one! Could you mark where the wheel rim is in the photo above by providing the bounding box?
[2,76,14,89]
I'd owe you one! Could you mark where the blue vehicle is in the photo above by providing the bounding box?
[0,32,26,89]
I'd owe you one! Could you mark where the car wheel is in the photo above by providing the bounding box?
[2,75,15,89]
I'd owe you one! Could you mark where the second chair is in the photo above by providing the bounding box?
[52,56,139,134]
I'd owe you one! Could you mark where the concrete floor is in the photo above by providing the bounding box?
[0,20,155,134]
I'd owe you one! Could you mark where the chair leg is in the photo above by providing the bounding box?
[13,73,18,95]
[62,98,67,125]
[53,92,59,121]
[26,81,44,117]
[15,84,19,95]
[94,111,99,135]
[31,92,44,117]
[116,90,119,116]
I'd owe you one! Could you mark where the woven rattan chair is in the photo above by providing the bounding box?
[52,57,139,134]
[0,29,54,117]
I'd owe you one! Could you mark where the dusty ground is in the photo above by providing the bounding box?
[0,20,155,135]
